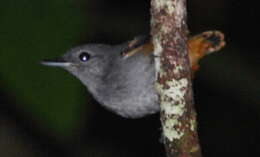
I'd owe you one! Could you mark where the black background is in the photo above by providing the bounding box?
[0,0,259,157]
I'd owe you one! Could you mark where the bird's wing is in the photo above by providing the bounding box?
[121,31,225,73]
[121,35,153,59]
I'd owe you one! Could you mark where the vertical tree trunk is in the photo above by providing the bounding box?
[150,0,202,157]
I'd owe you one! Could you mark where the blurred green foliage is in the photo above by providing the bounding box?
[0,0,87,138]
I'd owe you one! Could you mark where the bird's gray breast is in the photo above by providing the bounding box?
[98,52,159,118]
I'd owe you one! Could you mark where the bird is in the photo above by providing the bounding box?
[41,31,225,118]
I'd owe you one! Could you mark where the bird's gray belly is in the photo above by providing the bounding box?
[99,53,159,118]
[101,78,159,118]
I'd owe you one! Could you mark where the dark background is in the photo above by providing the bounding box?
[0,0,259,157]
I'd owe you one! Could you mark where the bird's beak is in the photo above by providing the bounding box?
[41,57,72,67]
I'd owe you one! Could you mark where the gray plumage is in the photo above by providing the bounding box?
[42,43,159,118]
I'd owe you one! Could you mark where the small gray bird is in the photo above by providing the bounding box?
[41,31,225,118]
[42,41,159,118]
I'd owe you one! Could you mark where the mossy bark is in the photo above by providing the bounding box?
[150,0,202,157]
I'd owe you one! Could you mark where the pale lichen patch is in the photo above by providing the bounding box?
[175,0,185,28]
[163,118,184,141]
[190,118,196,131]
[161,24,172,34]
[165,0,175,14]
[173,65,183,74]
[153,0,176,14]
[162,79,187,101]
[156,78,188,141]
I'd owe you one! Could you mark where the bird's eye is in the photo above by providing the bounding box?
[79,52,91,62]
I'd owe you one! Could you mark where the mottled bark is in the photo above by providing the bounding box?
[150,0,202,157]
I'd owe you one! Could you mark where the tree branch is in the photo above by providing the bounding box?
[150,0,202,157]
